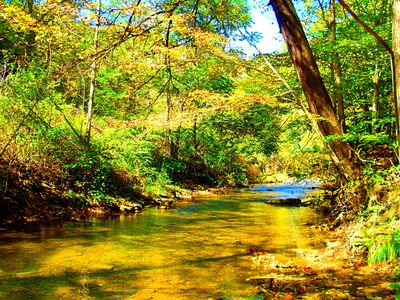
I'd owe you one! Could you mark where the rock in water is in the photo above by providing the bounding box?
[264,198,302,206]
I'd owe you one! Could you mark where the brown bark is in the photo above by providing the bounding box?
[394,0,400,158]
[269,0,363,182]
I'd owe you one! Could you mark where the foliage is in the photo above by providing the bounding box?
[367,230,400,263]
[148,101,281,186]
[0,0,398,225]
[389,281,400,300]
[305,0,395,153]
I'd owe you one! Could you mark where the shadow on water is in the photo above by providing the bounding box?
[0,252,253,299]
[0,183,325,299]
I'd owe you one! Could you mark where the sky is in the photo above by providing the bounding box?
[230,3,285,55]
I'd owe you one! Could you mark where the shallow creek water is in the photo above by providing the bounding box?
[0,183,327,299]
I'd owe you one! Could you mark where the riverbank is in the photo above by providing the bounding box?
[250,224,395,299]
[249,179,400,299]
[0,151,235,227]
[0,177,326,227]
[0,181,229,227]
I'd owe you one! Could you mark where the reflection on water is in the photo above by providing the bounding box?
[0,184,326,299]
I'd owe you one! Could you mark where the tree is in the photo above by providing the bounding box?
[394,0,400,158]
[328,0,346,133]
[268,0,364,183]
[86,0,101,143]
[300,0,393,154]
[337,0,398,157]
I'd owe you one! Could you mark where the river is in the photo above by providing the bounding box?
[0,183,326,299]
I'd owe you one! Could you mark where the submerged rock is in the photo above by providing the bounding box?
[108,200,143,213]
[119,202,142,213]
[175,192,193,200]
[264,198,302,206]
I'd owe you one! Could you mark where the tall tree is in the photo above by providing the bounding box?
[328,0,346,133]
[86,0,101,143]
[394,0,400,158]
[268,0,364,183]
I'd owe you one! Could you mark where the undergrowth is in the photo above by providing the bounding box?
[367,228,400,264]
[342,168,400,284]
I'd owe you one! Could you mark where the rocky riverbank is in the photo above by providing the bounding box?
[249,225,395,299]
[0,185,229,227]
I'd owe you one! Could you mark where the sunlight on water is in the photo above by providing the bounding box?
[0,184,325,299]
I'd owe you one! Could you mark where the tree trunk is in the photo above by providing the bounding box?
[193,116,198,150]
[372,67,381,133]
[86,0,101,143]
[394,0,400,159]
[25,0,36,60]
[269,0,363,182]
[166,85,178,158]
[164,16,179,159]
[329,0,346,133]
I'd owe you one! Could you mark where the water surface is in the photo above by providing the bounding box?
[0,183,326,299]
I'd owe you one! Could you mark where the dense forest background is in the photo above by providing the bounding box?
[1,0,400,263]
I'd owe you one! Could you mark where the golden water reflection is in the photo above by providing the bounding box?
[0,184,326,299]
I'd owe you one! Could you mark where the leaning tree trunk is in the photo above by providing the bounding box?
[269,0,364,183]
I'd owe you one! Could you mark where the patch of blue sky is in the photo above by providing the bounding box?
[229,1,284,56]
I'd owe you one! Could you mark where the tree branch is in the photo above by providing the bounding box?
[338,0,393,55]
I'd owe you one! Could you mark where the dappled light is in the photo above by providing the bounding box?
[0,185,393,299]
[1,0,400,298]
[0,185,321,299]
